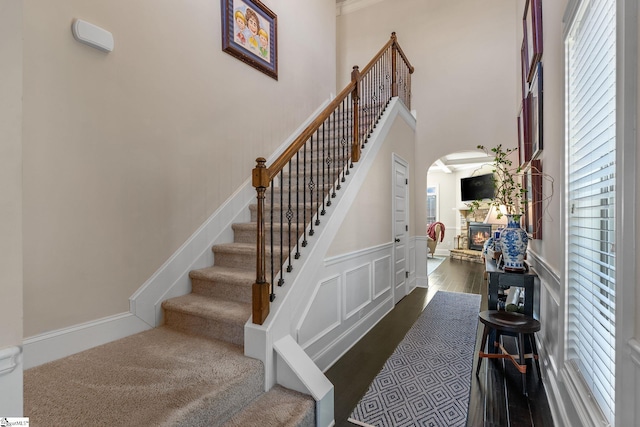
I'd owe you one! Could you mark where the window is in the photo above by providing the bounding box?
[426,185,438,225]
[565,0,616,423]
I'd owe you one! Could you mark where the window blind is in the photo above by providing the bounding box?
[565,0,616,424]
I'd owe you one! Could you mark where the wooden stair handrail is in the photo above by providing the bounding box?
[251,32,414,325]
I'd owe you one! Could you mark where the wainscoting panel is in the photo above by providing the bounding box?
[344,264,372,321]
[300,243,397,371]
[296,275,341,349]
[373,256,392,299]
[527,251,566,425]
[408,239,416,292]
[414,236,428,287]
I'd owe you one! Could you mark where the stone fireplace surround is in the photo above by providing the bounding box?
[450,207,501,263]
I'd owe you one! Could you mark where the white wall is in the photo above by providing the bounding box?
[337,0,518,242]
[426,163,495,253]
[21,0,337,337]
[0,0,24,416]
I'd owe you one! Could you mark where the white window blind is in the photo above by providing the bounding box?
[565,0,616,424]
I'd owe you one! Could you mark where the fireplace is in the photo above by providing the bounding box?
[468,222,492,251]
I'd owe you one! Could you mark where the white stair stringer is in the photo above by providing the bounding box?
[244,98,417,426]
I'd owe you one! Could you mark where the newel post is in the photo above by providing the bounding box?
[252,157,271,325]
[351,65,361,163]
[391,32,398,98]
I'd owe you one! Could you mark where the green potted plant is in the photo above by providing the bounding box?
[467,144,529,272]
[467,144,527,220]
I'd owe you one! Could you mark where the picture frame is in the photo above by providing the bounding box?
[523,0,543,83]
[520,38,529,99]
[517,103,526,167]
[221,0,278,80]
[523,159,543,239]
[529,61,543,160]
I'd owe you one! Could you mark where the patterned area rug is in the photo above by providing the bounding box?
[348,291,481,427]
[427,256,446,275]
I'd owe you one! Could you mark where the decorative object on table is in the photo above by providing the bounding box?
[482,236,495,258]
[467,145,553,272]
[427,221,445,258]
[221,0,278,80]
[501,214,529,272]
[483,205,508,258]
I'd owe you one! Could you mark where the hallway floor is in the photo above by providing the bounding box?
[325,256,554,427]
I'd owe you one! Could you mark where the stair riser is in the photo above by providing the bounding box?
[164,310,246,347]
[249,206,316,222]
[191,278,252,303]
[267,152,350,178]
[234,225,305,245]
[213,249,286,276]
[265,189,334,204]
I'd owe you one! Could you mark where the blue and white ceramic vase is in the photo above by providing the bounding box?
[500,214,528,272]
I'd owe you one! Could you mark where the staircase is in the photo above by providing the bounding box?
[23,189,316,426]
[23,33,415,427]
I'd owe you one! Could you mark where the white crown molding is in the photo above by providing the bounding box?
[336,0,385,16]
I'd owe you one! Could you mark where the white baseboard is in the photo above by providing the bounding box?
[23,312,150,369]
[129,97,334,327]
[315,295,394,372]
[21,97,335,369]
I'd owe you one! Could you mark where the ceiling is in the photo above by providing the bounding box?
[429,151,494,174]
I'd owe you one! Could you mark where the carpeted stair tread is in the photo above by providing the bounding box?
[222,385,315,427]
[189,266,254,302]
[162,293,251,325]
[232,222,307,245]
[24,327,264,427]
[189,265,254,286]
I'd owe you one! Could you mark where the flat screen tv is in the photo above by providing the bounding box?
[461,173,495,201]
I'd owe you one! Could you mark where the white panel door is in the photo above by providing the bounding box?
[393,155,409,303]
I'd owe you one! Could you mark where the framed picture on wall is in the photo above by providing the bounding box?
[523,0,543,82]
[521,39,529,99]
[523,159,543,239]
[517,103,526,167]
[529,61,543,159]
[221,0,278,80]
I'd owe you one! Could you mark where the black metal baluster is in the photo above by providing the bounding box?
[324,120,331,208]
[373,62,378,122]
[341,98,348,180]
[286,162,293,272]
[309,134,315,234]
[278,170,284,286]
[350,91,355,170]
[270,184,274,292]
[334,109,340,192]
[360,79,365,149]
[316,128,323,220]
[295,151,301,257]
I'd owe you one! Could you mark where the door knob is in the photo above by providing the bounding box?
[395,238,400,242]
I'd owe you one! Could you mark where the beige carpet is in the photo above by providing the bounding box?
[22,117,362,426]
[24,327,265,426]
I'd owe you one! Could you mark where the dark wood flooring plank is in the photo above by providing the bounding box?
[328,257,554,427]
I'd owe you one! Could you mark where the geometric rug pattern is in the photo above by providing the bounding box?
[349,291,481,427]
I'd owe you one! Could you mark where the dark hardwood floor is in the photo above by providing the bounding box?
[325,256,554,427]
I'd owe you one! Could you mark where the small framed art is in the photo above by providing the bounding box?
[517,104,526,167]
[523,0,543,82]
[221,0,278,80]
[529,61,543,160]
[523,159,543,239]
